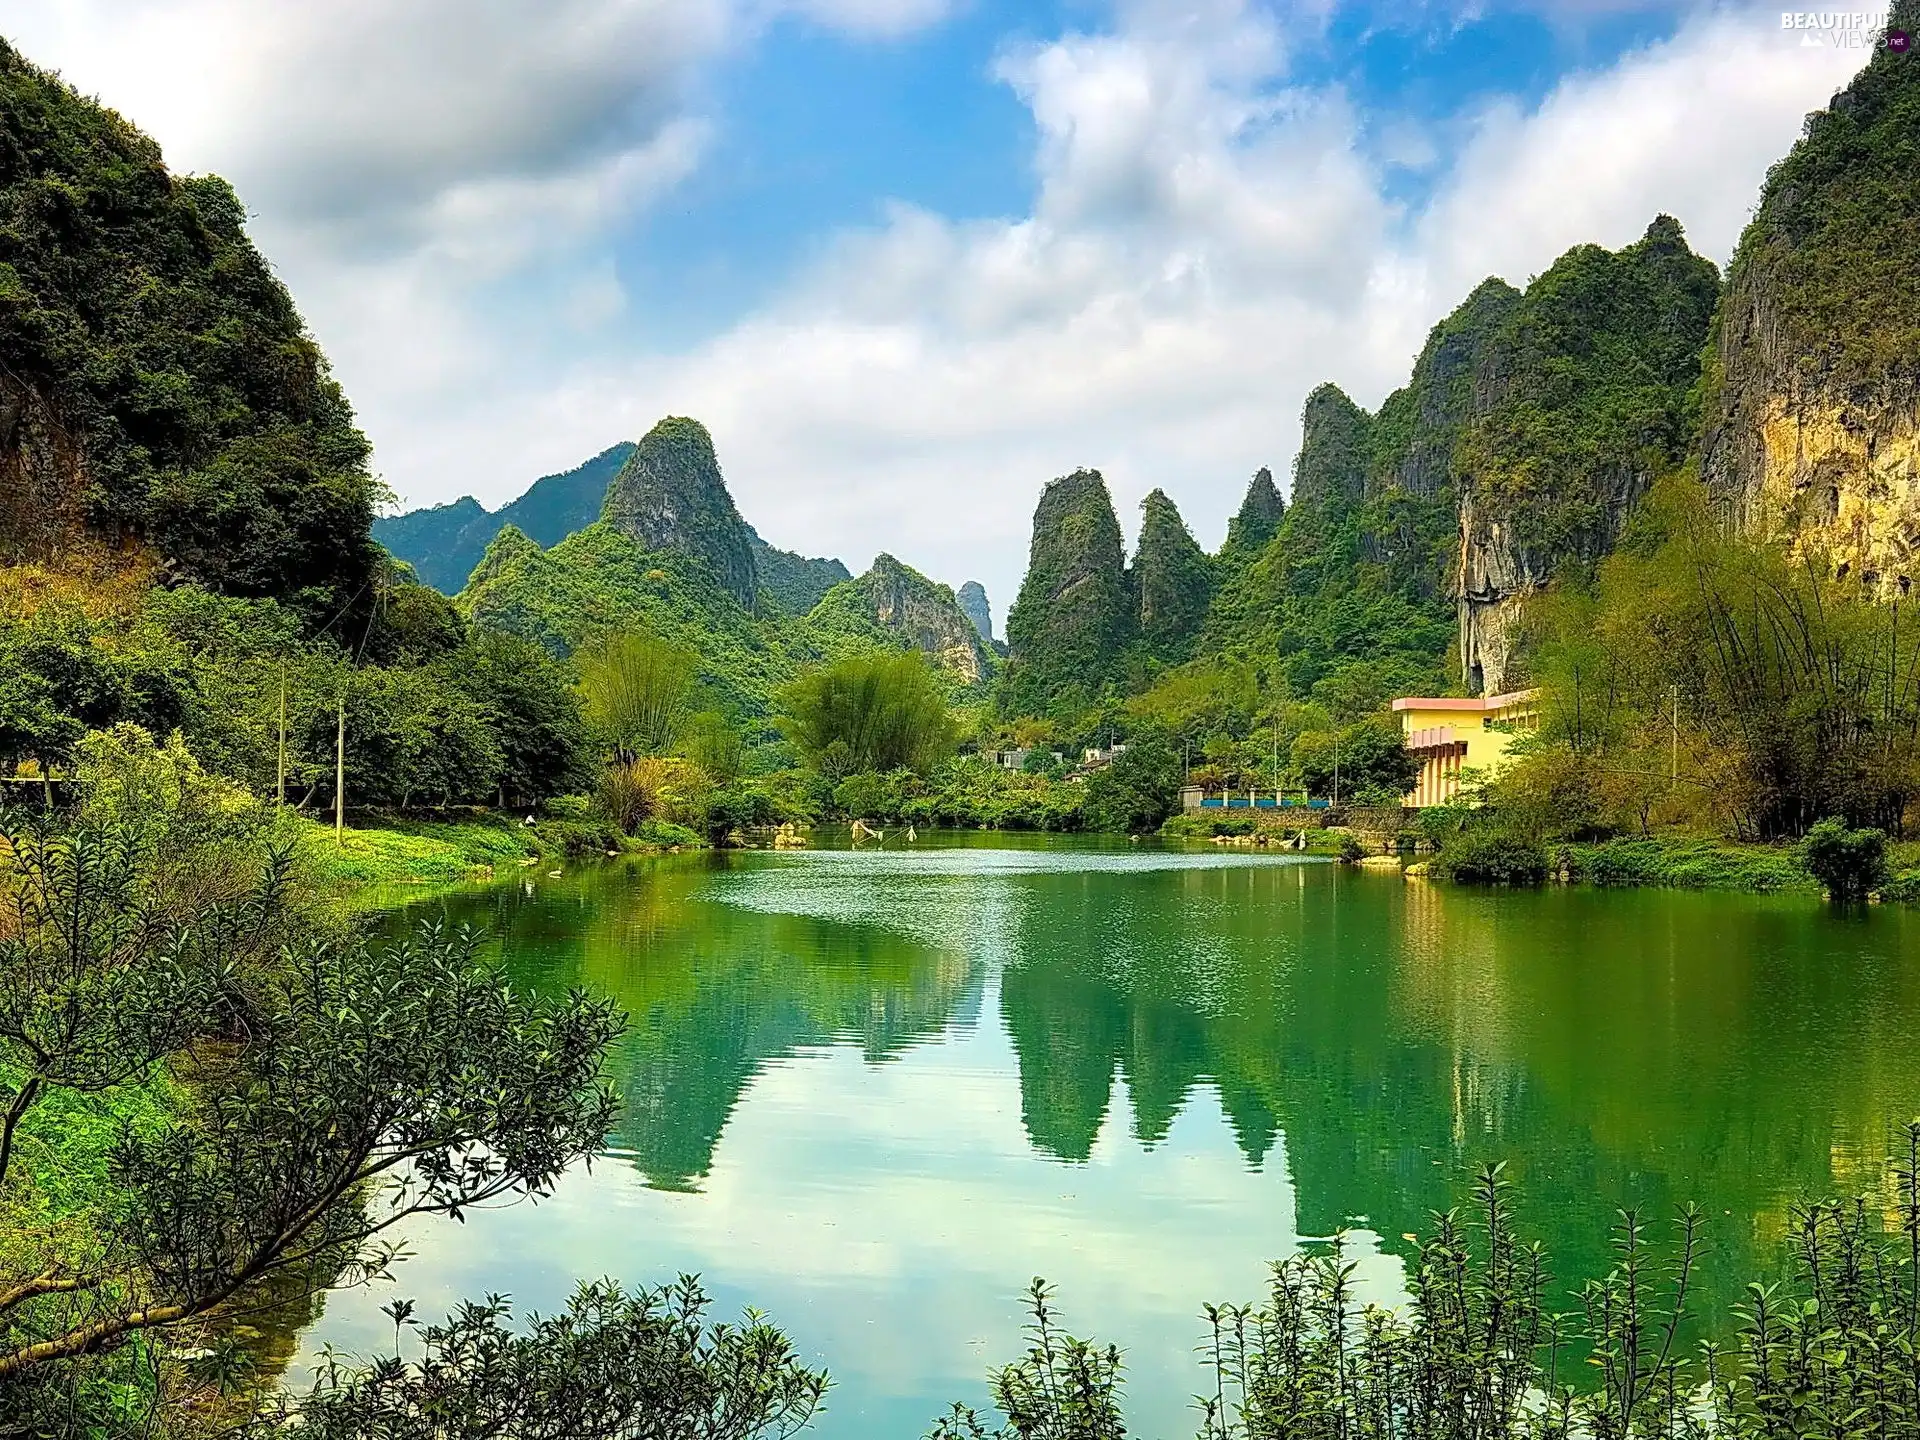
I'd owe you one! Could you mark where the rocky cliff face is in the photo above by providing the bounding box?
[1131,489,1213,660]
[1452,217,1719,693]
[601,417,759,607]
[957,580,995,645]
[1702,15,1920,587]
[1003,469,1133,714]
[852,555,996,685]
[1220,467,1284,559]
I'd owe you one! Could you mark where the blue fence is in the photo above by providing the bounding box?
[1197,796,1330,811]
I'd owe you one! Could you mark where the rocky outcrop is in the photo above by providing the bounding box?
[1702,14,1920,588]
[375,442,636,594]
[957,581,995,645]
[601,416,759,607]
[0,372,88,566]
[1003,469,1133,715]
[1130,489,1213,660]
[851,554,996,685]
[1451,217,1719,693]
[1220,468,1284,559]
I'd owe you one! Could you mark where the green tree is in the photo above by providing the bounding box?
[779,652,957,777]
[1082,731,1181,834]
[0,819,620,1397]
[578,632,701,764]
[450,630,590,806]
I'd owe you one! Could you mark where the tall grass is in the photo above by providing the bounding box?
[946,1136,1920,1440]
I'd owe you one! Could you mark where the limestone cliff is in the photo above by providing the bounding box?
[847,554,996,685]
[1702,11,1920,586]
[956,580,995,645]
[749,526,851,615]
[601,416,759,608]
[1452,217,1719,693]
[1220,467,1284,560]
[1130,489,1213,661]
[1002,469,1133,715]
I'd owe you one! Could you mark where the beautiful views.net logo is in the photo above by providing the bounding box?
[1780,12,1912,47]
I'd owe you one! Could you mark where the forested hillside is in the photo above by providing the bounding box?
[0,39,383,626]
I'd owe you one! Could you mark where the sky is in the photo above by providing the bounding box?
[4,0,1872,614]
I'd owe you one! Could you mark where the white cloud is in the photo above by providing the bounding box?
[1,0,1875,608]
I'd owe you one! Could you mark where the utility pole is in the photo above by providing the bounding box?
[1671,684,1679,785]
[276,667,288,807]
[1333,732,1341,808]
[335,682,347,845]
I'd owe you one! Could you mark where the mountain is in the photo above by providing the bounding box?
[0,38,380,623]
[957,581,995,646]
[1220,468,1284,560]
[1702,9,1920,584]
[808,554,998,689]
[1454,217,1720,692]
[1002,470,1134,716]
[456,424,989,711]
[1130,489,1213,661]
[601,417,759,608]
[748,526,851,615]
[373,442,636,593]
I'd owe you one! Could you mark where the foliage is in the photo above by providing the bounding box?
[0,40,383,624]
[1514,474,1920,838]
[273,1277,827,1440]
[1431,825,1551,885]
[685,710,747,785]
[1083,732,1181,835]
[943,1136,1920,1440]
[579,632,702,764]
[1799,816,1889,901]
[0,811,621,1401]
[1291,718,1418,804]
[1132,489,1214,663]
[1566,836,1815,893]
[751,526,852,617]
[779,651,958,778]
[598,756,707,834]
[930,1280,1126,1440]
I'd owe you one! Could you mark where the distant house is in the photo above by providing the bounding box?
[1080,742,1128,770]
[1391,690,1539,807]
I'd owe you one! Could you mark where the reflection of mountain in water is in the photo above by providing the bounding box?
[998,863,1920,1317]
[397,854,982,1191]
[398,845,1920,1315]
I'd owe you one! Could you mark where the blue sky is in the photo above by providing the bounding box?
[8,0,1869,610]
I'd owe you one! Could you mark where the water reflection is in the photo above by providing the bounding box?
[325,837,1920,1439]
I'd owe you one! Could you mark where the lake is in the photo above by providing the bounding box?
[299,831,1920,1438]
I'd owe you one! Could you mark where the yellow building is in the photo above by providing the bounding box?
[1391,690,1538,807]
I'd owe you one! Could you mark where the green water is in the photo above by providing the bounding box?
[301,832,1920,1438]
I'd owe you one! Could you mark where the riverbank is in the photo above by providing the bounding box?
[297,812,707,897]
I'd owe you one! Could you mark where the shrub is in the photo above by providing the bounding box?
[1434,827,1549,884]
[1800,816,1889,901]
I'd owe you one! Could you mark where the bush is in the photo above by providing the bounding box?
[1434,826,1550,885]
[1800,816,1889,901]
